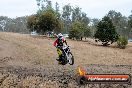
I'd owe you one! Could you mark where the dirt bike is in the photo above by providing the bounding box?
[57,45,74,65]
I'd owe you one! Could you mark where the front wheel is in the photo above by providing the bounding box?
[68,52,74,65]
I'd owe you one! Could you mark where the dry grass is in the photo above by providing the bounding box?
[0,32,132,67]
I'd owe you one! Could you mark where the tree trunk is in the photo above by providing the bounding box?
[81,37,83,41]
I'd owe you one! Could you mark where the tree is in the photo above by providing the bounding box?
[128,13,132,28]
[62,4,72,33]
[72,7,81,22]
[107,10,122,26]
[0,16,8,31]
[71,7,90,24]
[0,16,28,33]
[107,10,130,37]
[117,36,128,49]
[36,0,51,10]
[94,16,119,46]
[36,0,63,33]
[27,8,63,34]
[40,9,62,33]
[90,18,100,37]
[84,27,91,40]
[69,6,90,40]
[55,2,59,12]
[81,12,90,25]
[55,2,61,20]
[128,12,132,38]
[69,21,89,40]
[27,15,38,32]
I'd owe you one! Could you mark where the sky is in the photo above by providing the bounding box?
[0,0,132,19]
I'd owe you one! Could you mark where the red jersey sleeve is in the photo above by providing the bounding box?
[53,39,58,46]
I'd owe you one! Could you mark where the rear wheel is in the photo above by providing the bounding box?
[68,52,74,65]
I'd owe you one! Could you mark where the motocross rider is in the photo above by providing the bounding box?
[53,33,68,62]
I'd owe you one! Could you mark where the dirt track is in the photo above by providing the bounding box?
[0,32,132,88]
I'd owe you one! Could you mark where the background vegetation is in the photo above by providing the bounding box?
[0,0,132,46]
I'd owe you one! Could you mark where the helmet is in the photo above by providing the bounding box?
[57,33,63,39]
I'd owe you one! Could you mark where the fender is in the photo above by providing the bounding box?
[57,48,62,56]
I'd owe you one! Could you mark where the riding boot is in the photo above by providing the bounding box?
[56,55,63,63]
[56,57,60,61]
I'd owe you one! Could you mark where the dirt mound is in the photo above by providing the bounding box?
[0,65,132,88]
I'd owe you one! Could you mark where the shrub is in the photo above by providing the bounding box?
[117,36,128,49]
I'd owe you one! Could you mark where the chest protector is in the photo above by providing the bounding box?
[58,38,63,46]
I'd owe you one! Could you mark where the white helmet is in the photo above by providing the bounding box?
[57,33,63,39]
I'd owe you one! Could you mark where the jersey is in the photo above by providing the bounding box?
[53,37,65,47]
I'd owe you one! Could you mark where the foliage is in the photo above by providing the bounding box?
[62,4,72,34]
[72,7,81,22]
[128,14,132,28]
[81,12,90,25]
[117,36,128,49]
[27,1,63,34]
[128,12,132,38]
[27,15,38,32]
[94,16,119,46]
[0,16,28,33]
[90,18,100,37]
[107,10,130,37]
[36,0,52,11]
[69,6,90,40]
[27,8,63,34]
[107,10,122,26]
[69,21,89,40]
[1,0,132,39]
[72,7,90,25]
[84,27,91,38]
[38,9,60,33]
